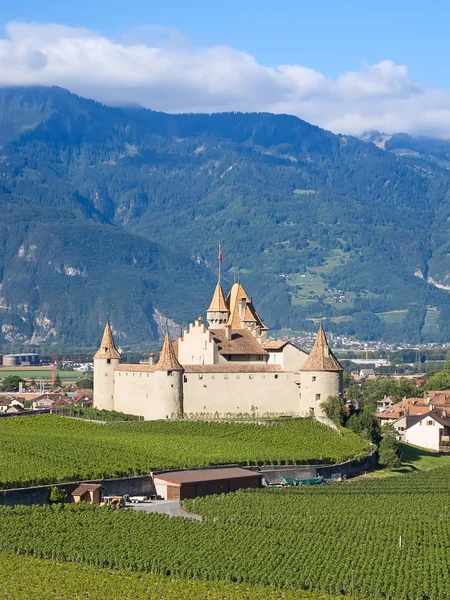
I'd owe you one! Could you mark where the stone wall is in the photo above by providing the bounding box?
[248,453,377,484]
[0,475,156,507]
[183,371,305,416]
[0,456,376,507]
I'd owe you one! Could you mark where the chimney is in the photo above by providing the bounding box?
[149,353,155,365]
[239,297,246,321]
[225,325,232,341]
[19,381,23,394]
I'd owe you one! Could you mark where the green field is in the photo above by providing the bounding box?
[366,442,450,478]
[1,466,449,599]
[285,250,373,310]
[0,415,369,489]
[0,368,85,382]
[376,310,408,324]
[0,551,340,600]
[422,307,440,339]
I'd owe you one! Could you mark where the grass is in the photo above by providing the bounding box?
[0,369,84,382]
[365,442,450,478]
[422,307,440,339]
[376,310,408,324]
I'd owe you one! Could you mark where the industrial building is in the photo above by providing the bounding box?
[0,353,40,366]
[153,468,262,500]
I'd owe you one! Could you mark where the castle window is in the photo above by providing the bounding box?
[107,359,111,365]
[316,394,321,401]
[167,371,173,376]
[312,376,316,382]
[184,376,187,382]
[274,374,278,379]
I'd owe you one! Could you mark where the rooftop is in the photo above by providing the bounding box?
[211,328,268,356]
[72,483,103,495]
[94,322,121,360]
[153,467,261,485]
[184,364,282,373]
[299,325,342,372]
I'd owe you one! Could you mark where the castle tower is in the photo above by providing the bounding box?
[225,282,268,339]
[299,323,343,417]
[93,320,122,411]
[154,333,184,418]
[206,283,230,328]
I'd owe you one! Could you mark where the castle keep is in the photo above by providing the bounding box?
[94,280,343,420]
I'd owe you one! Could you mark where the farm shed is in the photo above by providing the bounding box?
[71,483,103,504]
[153,468,262,500]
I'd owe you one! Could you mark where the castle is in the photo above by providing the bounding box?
[93,279,343,420]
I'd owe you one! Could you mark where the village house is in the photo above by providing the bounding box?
[403,408,450,452]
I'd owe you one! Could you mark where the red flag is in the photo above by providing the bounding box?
[218,245,223,263]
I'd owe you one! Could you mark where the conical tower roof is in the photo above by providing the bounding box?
[207,283,229,313]
[94,322,121,360]
[225,282,267,330]
[300,323,343,372]
[155,334,184,371]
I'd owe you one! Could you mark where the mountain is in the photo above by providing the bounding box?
[361,130,450,171]
[2,86,450,346]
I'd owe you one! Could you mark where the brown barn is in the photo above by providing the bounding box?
[71,483,103,504]
[153,468,262,501]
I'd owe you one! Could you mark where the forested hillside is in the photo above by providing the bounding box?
[2,86,450,345]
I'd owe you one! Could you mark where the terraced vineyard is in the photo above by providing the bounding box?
[0,415,368,488]
[0,551,341,600]
[0,466,449,599]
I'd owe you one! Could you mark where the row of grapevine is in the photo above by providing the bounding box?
[1,466,450,598]
[0,415,368,488]
[0,550,338,599]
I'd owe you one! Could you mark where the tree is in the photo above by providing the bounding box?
[54,373,62,388]
[378,436,401,469]
[1,375,25,392]
[346,406,381,444]
[76,378,93,390]
[321,396,347,425]
[425,370,450,391]
[49,486,66,504]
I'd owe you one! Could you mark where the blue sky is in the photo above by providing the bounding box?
[1,0,447,86]
[0,1,449,136]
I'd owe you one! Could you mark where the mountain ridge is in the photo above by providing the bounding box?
[2,86,450,346]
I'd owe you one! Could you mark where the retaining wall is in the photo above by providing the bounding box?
[248,453,377,484]
[0,455,376,506]
[0,475,156,507]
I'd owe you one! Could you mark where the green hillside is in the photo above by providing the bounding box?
[3,86,450,344]
[0,415,368,489]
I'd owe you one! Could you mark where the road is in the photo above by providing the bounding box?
[126,500,202,520]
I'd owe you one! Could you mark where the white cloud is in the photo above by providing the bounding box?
[1,21,450,137]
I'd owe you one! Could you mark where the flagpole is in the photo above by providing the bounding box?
[218,244,222,284]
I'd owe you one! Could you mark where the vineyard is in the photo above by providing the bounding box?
[0,551,340,600]
[0,415,368,489]
[0,466,449,599]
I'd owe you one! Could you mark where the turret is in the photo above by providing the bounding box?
[206,283,230,328]
[93,320,122,411]
[299,323,343,418]
[153,334,184,418]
